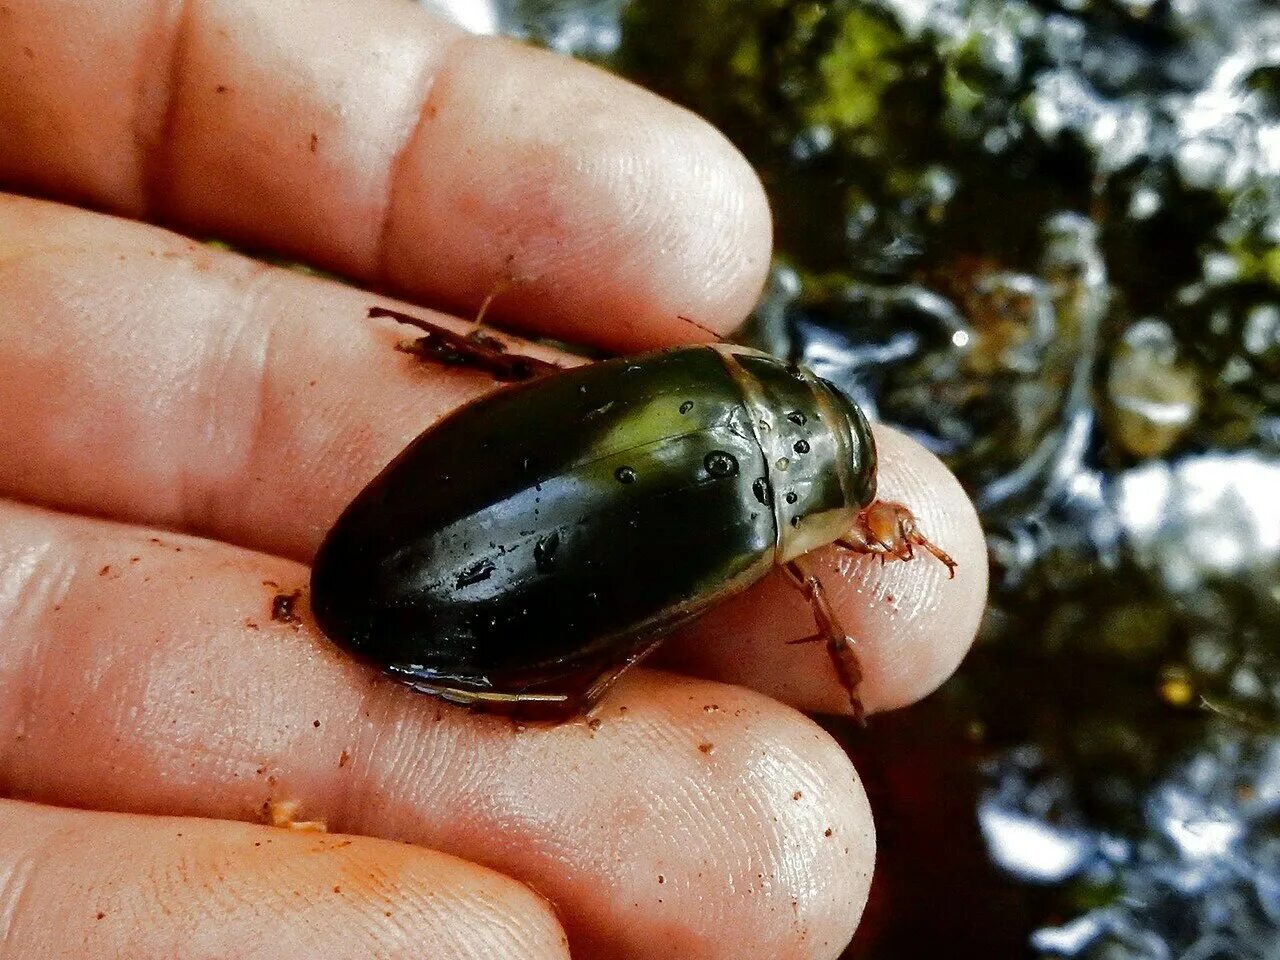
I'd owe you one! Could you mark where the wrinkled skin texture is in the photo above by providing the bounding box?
[0,1,986,958]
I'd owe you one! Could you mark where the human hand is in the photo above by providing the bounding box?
[0,1,987,957]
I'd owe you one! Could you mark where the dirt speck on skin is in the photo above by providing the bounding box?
[793,791,803,800]
[824,828,833,837]
[309,132,318,153]
[698,742,715,755]
[338,750,350,768]
[271,589,304,625]
[98,564,111,576]
[587,717,602,733]
[266,799,327,832]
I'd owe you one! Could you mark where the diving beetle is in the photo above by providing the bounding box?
[310,308,955,722]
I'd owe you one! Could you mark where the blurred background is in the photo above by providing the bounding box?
[427,1,1280,956]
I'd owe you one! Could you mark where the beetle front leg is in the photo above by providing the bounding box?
[783,560,867,725]
[837,500,957,579]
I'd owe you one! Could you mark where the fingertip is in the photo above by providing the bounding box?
[820,425,988,713]
[381,36,772,350]
[336,670,874,959]
[0,800,572,960]
[528,671,876,958]
[667,424,987,717]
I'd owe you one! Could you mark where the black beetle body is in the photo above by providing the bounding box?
[310,344,878,713]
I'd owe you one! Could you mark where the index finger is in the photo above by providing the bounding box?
[0,0,771,349]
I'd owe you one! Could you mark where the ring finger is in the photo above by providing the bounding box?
[0,499,873,958]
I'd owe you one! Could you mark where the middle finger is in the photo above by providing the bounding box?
[0,194,986,717]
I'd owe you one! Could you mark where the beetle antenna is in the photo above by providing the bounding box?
[470,253,539,337]
[676,314,725,342]
[473,277,512,332]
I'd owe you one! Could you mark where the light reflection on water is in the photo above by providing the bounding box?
[1008,731,1280,959]
[1119,454,1280,592]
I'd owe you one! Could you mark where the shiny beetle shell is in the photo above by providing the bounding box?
[310,344,877,713]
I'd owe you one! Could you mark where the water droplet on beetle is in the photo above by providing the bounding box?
[534,532,560,573]
[680,400,694,415]
[704,451,738,478]
[775,457,790,471]
[793,439,810,455]
[785,491,798,504]
[752,477,771,505]
[786,411,807,426]
[615,466,637,484]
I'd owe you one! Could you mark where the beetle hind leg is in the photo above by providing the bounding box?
[783,561,867,725]
[384,665,578,718]
[383,641,666,724]
[837,500,957,579]
[392,675,572,708]
[367,305,559,382]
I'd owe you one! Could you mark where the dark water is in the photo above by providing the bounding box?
[461,1,1280,955]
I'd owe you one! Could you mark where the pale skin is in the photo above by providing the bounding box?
[0,1,988,958]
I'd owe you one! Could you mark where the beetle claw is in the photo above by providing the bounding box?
[837,500,956,578]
